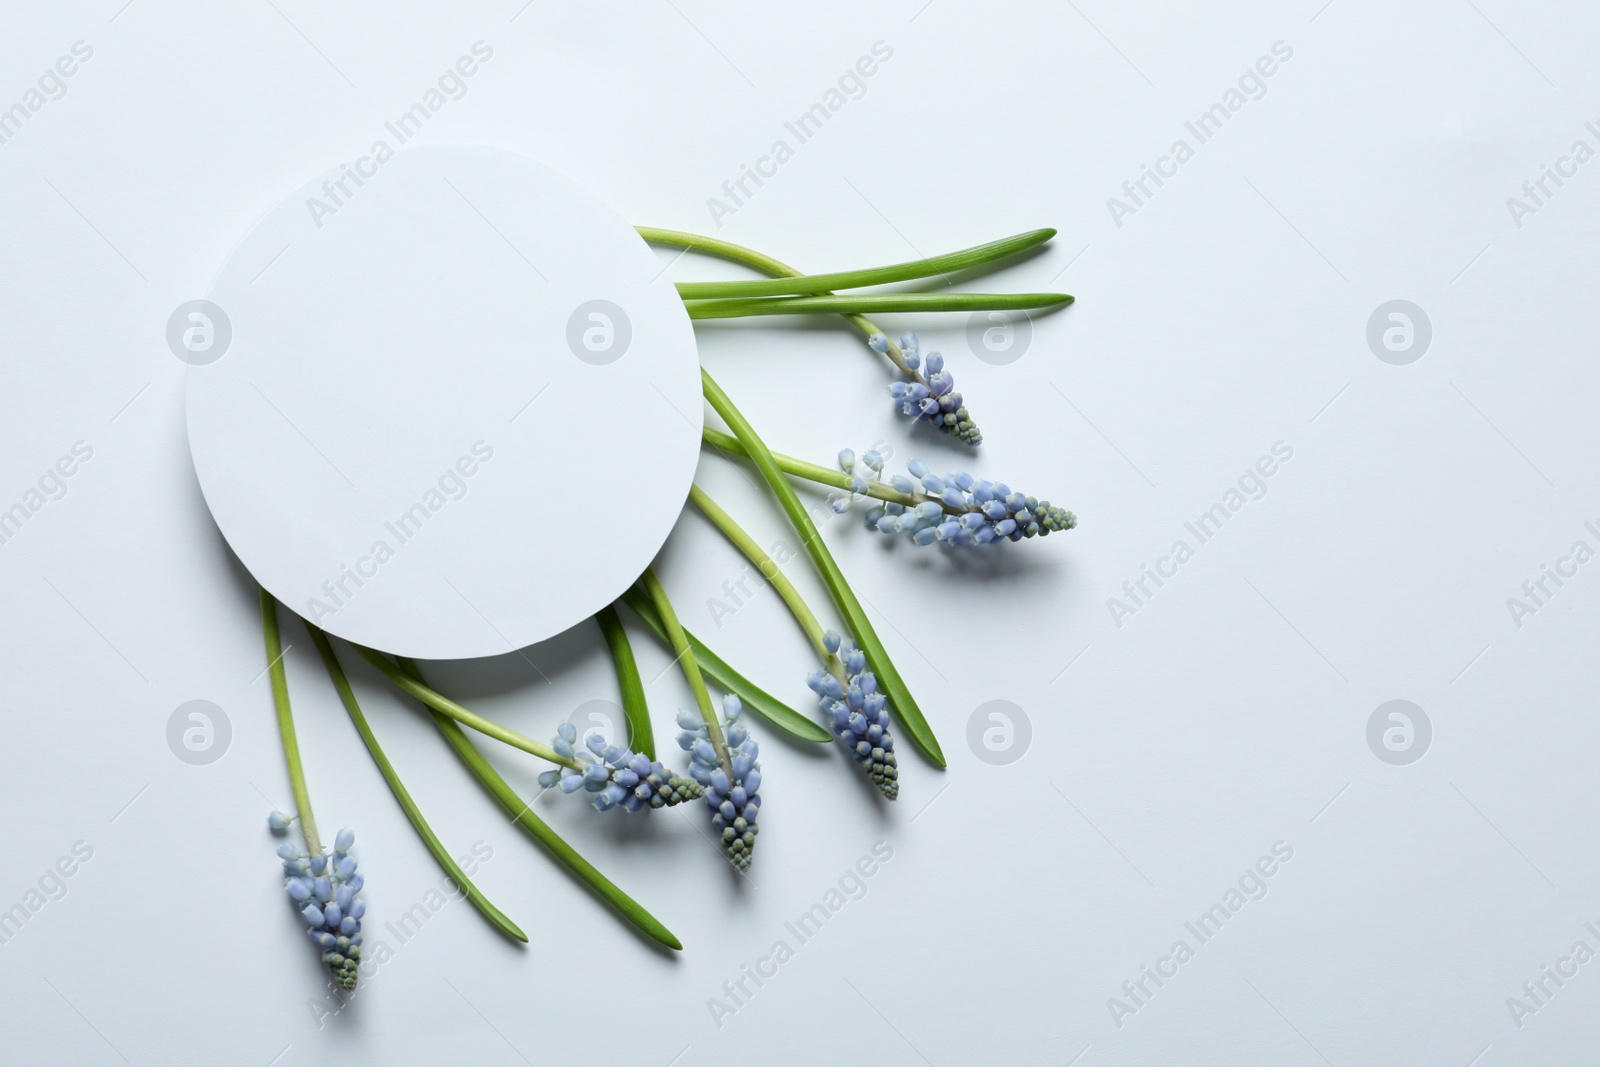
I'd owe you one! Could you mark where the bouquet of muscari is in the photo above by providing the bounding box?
[259,226,1077,989]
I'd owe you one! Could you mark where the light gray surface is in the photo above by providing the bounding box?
[1,2,1595,1064]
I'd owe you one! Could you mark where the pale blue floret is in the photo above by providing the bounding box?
[806,631,899,799]
[274,824,364,990]
[541,724,701,813]
[839,448,1075,547]
[874,331,982,445]
[680,695,761,870]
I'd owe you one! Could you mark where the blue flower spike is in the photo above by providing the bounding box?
[807,631,899,799]
[542,726,702,814]
[875,331,982,446]
[275,823,365,990]
[681,695,762,870]
[840,449,1076,546]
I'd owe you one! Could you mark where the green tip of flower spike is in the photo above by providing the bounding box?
[323,943,360,990]
[940,405,982,447]
[721,817,758,870]
[870,750,900,800]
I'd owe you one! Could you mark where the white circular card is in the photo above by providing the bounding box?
[186,144,702,659]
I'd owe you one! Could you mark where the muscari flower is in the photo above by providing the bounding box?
[838,450,1076,546]
[678,696,761,870]
[537,722,702,813]
[275,822,365,991]
[872,331,982,446]
[807,630,898,800]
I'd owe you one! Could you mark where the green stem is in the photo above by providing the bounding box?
[351,644,575,768]
[687,484,828,658]
[683,292,1072,320]
[306,626,527,943]
[700,370,947,767]
[596,605,652,758]
[637,226,806,281]
[261,588,321,854]
[636,226,916,376]
[398,657,683,951]
[617,589,831,744]
[673,228,1056,299]
[701,426,942,512]
[640,567,731,775]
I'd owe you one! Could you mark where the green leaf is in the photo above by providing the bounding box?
[396,657,684,952]
[683,292,1073,319]
[351,644,565,765]
[305,626,527,943]
[700,370,947,767]
[632,228,909,373]
[596,605,652,758]
[639,226,1002,405]
[672,228,1057,299]
[619,588,832,744]
[637,225,803,279]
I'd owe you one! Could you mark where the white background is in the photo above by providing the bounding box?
[1,2,1596,1064]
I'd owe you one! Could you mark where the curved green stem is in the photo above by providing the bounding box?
[637,226,804,281]
[702,426,946,512]
[701,370,946,767]
[687,484,828,658]
[398,657,683,951]
[306,626,527,943]
[618,589,831,744]
[683,292,1072,320]
[673,228,1056,299]
[596,605,652,758]
[636,226,915,376]
[688,484,851,689]
[640,567,731,775]
[261,588,321,855]
[351,644,575,768]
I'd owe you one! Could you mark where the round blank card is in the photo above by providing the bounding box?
[186,144,702,659]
